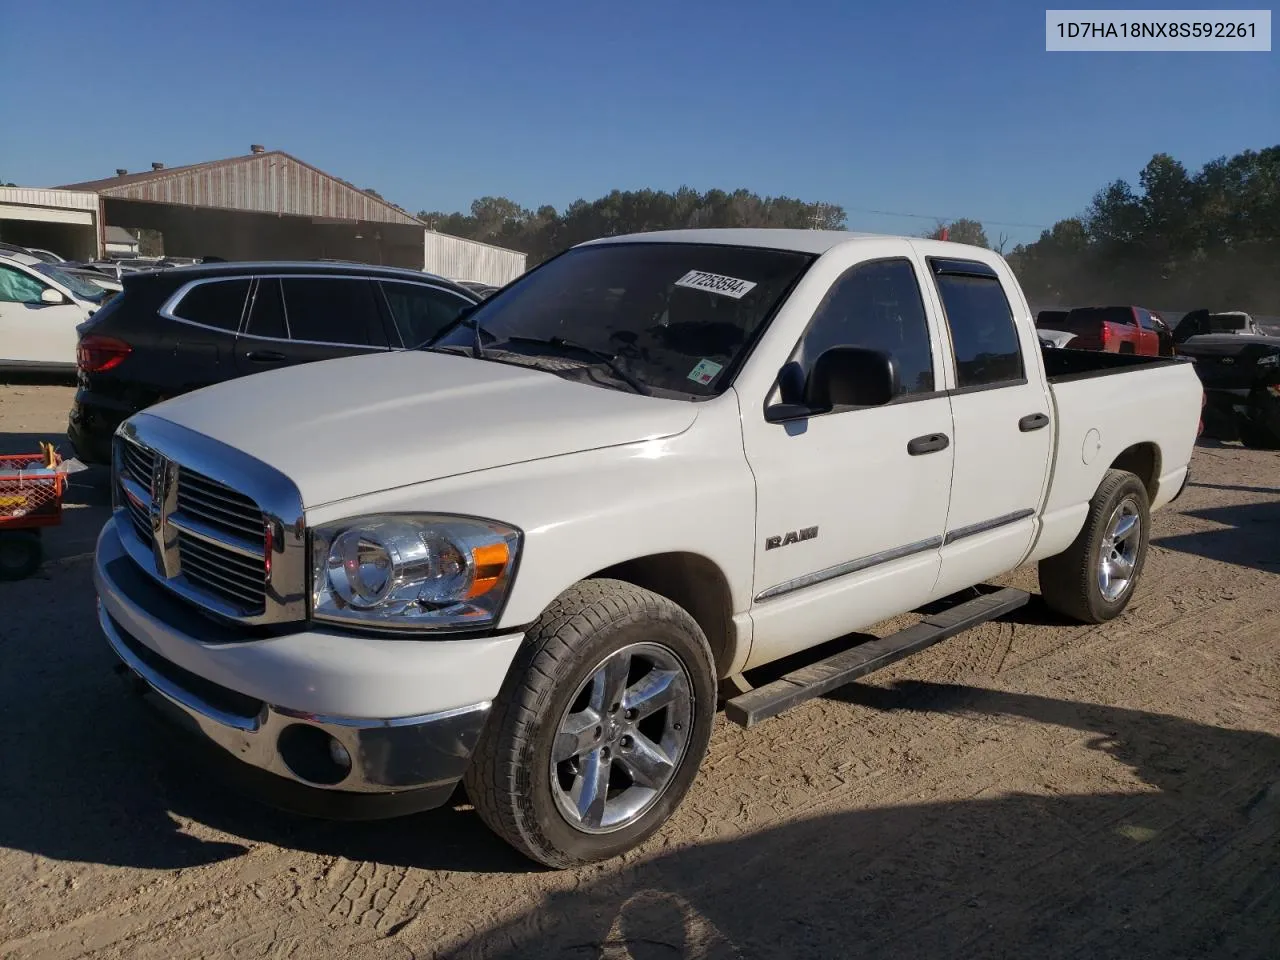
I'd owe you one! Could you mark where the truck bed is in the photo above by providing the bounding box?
[1040,346,1187,384]
[1030,345,1203,567]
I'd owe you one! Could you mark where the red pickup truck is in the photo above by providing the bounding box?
[1047,306,1169,355]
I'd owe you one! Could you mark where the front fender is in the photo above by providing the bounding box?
[304,399,756,637]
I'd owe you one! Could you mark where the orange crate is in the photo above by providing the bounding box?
[0,452,66,528]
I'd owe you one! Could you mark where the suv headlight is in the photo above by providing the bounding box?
[1257,353,1279,367]
[311,514,520,631]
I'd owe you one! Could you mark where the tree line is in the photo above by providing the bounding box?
[417,144,1278,314]
[417,190,846,265]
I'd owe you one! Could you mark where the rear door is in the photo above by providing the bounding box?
[234,275,393,375]
[160,277,250,390]
[922,255,1054,598]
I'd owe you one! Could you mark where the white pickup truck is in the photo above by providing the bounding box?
[94,229,1203,867]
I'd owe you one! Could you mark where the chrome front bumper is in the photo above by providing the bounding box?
[102,602,488,803]
[99,601,486,814]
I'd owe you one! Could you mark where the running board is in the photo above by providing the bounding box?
[723,587,1030,728]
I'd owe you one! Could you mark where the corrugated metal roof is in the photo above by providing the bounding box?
[58,151,423,226]
[0,186,100,210]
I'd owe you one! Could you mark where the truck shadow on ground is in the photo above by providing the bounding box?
[1153,500,1280,572]
[443,683,1280,960]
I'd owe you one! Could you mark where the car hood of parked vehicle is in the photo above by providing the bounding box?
[142,350,700,507]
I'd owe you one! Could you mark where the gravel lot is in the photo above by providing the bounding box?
[1,381,1277,960]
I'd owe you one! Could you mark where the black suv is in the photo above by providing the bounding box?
[67,261,480,464]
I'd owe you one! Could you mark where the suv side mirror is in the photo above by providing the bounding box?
[40,288,67,306]
[806,346,899,410]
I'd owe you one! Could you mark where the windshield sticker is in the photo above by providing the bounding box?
[674,270,758,300]
[687,358,724,385]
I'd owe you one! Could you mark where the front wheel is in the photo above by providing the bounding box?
[1038,469,1151,623]
[464,578,716,868]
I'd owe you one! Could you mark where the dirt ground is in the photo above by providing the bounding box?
[1,380,1277,960]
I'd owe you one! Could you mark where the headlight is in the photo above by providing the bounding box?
[311,514,520,631]
[1257,353,1279,367]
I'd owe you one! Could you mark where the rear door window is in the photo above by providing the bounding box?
[169,279,250,331]
[929,260,1024,389]
[279,277,388,347]
[244,278,288,339]
[379,281,475,347]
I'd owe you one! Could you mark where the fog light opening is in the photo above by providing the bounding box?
[277,724,353,785]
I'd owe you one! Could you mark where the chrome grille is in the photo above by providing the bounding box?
[177,468,264,543]
[119,438,155,543]
[176,532,266,609]
[116,435,267,617]
[173,464,267,614]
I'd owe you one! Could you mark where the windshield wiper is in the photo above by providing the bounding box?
[499,336,652,396]
[419,308,488,358]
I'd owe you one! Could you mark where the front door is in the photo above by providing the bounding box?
[0,264,85,367]
[742,253,955,669]
[921,255,1054,598]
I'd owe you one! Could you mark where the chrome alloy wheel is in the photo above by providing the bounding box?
[550,641,694,834]
[1098,497,1141,602]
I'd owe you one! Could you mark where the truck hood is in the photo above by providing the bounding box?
[146,350,699,507]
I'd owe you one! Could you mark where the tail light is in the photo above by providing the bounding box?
[1198,389,1206,437]
[1101,323,1111,347]
[77,334,132,373]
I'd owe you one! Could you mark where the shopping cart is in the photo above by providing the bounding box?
[0,443,66,581]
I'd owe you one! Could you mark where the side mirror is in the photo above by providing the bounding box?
[764,347,899,423]
[40,288,67,306]
[806,346,899,410]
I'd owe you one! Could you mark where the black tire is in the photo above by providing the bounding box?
[1038,469,1151,624]
[1236,417,1280,450]
[0,530,43,581]
[464,578,716,868]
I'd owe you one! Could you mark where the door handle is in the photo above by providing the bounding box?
[1019,412,1050,432]
[246,350,286,362]
[907,433,950,456]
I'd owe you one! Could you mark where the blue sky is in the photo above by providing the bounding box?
[2,0,1275,246]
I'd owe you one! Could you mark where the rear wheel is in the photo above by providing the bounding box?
[1038,469,1150,623]
[464,578,716,868]
[0,530,43,581]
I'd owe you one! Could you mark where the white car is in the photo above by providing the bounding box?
[93,229,1204,868]
[0,252,114,372]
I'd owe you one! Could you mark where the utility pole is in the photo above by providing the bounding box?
[809,204,826,230]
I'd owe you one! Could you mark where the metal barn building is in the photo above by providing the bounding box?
[50,146,526,285]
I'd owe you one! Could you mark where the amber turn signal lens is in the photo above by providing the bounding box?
[466,542,511,598]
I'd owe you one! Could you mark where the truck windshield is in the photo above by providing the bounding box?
[428,242,815,399]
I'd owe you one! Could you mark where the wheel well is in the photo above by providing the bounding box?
[1109,442,1161,498]
[590,553,736,678]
